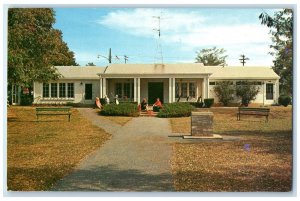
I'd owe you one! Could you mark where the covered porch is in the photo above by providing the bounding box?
[99,76,210,104]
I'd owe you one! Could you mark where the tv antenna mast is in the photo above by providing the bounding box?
[153,14,163,64]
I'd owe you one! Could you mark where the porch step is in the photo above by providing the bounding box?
[139,111,158,117]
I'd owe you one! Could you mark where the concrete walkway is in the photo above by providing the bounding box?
[52,108,175,191]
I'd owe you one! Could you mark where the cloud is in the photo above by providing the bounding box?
[97,8,274,66]
[97,8,207,38]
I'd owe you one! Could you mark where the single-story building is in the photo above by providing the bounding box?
[32,63,280,105]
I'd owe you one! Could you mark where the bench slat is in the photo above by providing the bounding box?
[237,107,270,122]
[36,107,71,122]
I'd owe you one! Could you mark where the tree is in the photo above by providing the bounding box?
[213,81,235,106]
[8,8,77,88]
[86,62,96,66]
[236,81,260,107]
[259,9,293,95]
[195,47,228,66]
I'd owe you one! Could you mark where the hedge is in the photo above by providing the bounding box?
[157,102,195,118]
[100,103,139,117]
[278,95,291,107]
[204,98,214,108]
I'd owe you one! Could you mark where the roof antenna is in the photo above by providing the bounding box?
[153,13,164,64]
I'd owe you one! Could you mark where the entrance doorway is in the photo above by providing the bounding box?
[85,84,93,100]
[148,82,164,104]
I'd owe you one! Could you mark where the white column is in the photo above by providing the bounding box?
[137,78,140,104]
[202,78,206,99]
[99,78,103,98]
[103,78,106,97]
[169,78,172,103]
[206,77,210,98]
[172,78,176,102]
[275,80,280,103]
[134,78,137,102]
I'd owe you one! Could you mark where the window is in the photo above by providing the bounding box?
[124,83,130,98]
[43,83,49,97]
[51,83,57,97]
[189,83,196,98]
[266,83,274,100]
[209,82,216,85]
[59,83,66,98]
[175,82,180,98]
[181,83,188,98]
[67,83,74,98]
[115,83,122,97]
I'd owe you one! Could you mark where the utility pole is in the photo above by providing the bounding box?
[124,55,128,64]
[97,48,112,64]
[239,54,249,66]
[108,48,112,63]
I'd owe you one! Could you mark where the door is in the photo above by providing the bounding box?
[148,82,164,104]
[266,83,274,100]
[85,84,92,100]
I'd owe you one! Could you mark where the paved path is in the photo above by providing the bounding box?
[52,108,175,191]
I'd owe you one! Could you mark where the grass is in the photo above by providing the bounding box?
[7,106,111,191]
[170,106,292,191]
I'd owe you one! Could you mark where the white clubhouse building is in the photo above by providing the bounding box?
[32,63,280,106]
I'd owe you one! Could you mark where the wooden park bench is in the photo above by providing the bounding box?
[237,107,270,122]
[36,107,72,122]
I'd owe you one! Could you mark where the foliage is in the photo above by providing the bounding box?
[236,81,260,106]
[195,47,228,66]
[157,103,194,118]
[20,94,33,106]
[278,94,291,107]
[259,9,293,95]
[8,8,77,88]
[213,81,235,106]
[204,98,214,108]
[100,103,139,117]
[86,62,96,66]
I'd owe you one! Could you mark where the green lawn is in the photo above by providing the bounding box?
[170,106,292,192]
[7,106,111,191]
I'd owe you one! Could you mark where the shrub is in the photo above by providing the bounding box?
[213,81,235,106]
[204,98,214,108]
[278,95,291,107]
[236,81,260,107]
[190,102,203,108]
[100,103,139,117]
[100,98,107,105]
[20,94,33,106]
[157,102,195,118]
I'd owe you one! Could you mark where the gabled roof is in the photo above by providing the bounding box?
[55,66,105,79]
[207,66,280,79]
[54,64,280,80]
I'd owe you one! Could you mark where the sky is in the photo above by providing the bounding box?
[53,7,279,67]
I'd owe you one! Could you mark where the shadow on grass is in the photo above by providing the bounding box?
[52,164,174,191]
[173,167,292,192]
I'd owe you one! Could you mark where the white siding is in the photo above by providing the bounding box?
[209,79,278,105]
[33,79,100,104]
